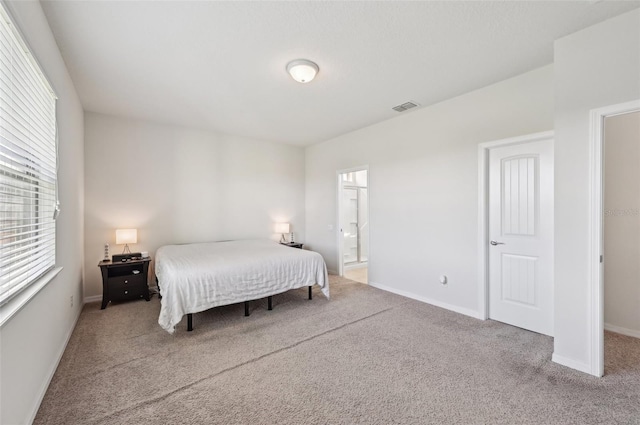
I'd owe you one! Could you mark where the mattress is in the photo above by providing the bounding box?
[156,239,329,333]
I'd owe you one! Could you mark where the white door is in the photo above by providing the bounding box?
[489,138,554,336]
[342,188,358,264]
[359,188,369,262]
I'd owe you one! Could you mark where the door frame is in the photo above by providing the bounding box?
[587,99,640,377]
[477,131,554,320]
[336,165,369,277]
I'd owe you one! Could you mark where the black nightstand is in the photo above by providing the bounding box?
[98,258,151,309]
[281,242,304,249]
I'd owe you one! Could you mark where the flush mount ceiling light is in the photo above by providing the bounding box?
[286,59,319,83]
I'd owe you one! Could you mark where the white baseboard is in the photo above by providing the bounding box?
[26,305,82,425]
[604,323,640,339]
[83,294,101,303]
[551,353,593,375]
[368,281,481,320]
[328,269,338,276]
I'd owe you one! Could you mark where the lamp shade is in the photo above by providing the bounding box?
[286,59,319,83]
[115,228,137,245]
[274,223,290,234]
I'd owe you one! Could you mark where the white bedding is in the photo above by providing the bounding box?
[156,239,329,333]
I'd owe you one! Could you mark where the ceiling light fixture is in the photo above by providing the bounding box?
[286,59,319,83]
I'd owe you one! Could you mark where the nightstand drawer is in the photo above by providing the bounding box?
[109,274,145,291]
[110,286,145,300]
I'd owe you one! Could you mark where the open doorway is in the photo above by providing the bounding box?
[588,99,640,377]
[338,168,369,284]
[602,110,640,371]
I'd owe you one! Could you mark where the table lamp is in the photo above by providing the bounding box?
[274,223,290,243]
[116,228,137,254]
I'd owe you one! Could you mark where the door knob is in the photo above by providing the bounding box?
[490,240,505,246]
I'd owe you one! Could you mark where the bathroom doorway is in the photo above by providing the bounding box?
[338,168,369,284]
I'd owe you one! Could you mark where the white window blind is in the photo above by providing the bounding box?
[0,3,57,305]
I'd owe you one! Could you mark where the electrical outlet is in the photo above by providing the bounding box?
[70,295,74,308]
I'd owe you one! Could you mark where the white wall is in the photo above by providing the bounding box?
[553,9,640,373]
[84,113,305,299]
[0,1,85,424]
[604,111,640,336]
[305,65,553,316]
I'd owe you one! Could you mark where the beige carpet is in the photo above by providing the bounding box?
[34,276,640,425]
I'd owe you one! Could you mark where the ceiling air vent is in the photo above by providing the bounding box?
[392,101,419,112]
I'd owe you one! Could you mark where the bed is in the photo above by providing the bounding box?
[155,239,329,333]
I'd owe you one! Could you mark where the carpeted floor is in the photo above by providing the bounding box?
[34,276,640,425]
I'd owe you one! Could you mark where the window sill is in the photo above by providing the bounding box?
[0,267,63,328]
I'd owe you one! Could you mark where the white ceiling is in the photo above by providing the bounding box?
[40,0,639,146]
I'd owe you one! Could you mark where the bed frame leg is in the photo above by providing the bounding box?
[268,296,273,310]
[244,301,250,317]
[155,277,162,299]
[187,314,193,332]
[308,286,313,300]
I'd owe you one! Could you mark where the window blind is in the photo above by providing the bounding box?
[0,3,57,305]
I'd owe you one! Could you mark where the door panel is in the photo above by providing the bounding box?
[501,254,537,306]
[489,139,554,336]
[342,188,358,264]
[502,156,536,236]
[359,188,369,262]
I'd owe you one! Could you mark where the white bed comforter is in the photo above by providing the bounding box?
[156,239,329,333]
